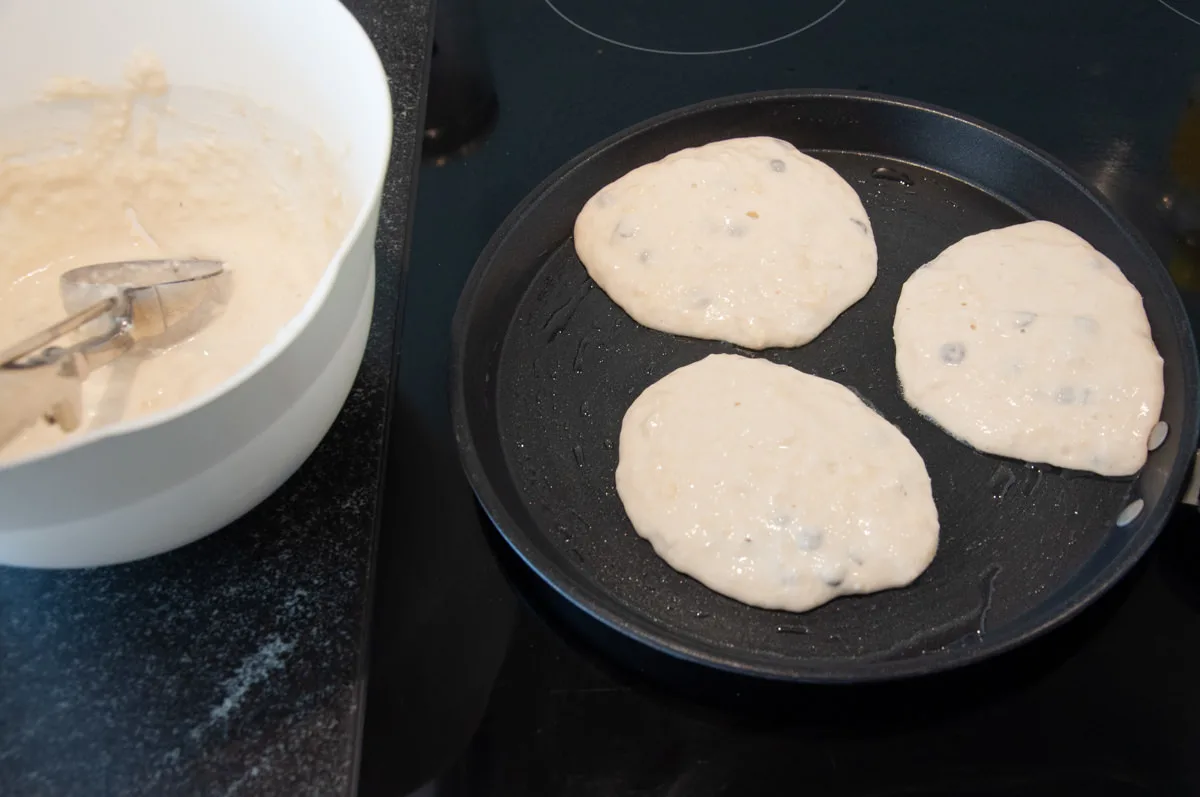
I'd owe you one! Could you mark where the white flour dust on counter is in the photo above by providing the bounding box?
[0,54,351,463]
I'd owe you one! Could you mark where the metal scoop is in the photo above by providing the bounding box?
[0,258,226,449]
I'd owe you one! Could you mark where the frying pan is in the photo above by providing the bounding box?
[450,90,1200,682]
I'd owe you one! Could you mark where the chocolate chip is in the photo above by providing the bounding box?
[939,342,966,365]
[794,526,823,551]
[820,562,847,587]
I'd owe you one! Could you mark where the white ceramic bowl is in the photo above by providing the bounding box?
[0,0,393,567]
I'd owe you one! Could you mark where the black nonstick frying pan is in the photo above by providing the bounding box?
[450,90,1200,682]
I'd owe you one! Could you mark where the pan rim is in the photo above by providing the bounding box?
[449,88,1200,683]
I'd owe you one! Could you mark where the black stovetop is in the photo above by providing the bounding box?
[362,1,1200,794]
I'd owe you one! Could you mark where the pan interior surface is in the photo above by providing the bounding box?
[456,94,1197,679]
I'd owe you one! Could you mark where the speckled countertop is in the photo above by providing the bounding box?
[0,1,433,794]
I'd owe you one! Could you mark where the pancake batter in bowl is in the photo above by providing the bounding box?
[0,55,350,463]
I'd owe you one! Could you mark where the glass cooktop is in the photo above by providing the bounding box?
[361,2,1200,794]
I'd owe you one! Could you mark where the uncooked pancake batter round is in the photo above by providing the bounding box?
[615,354,939,613]
[893,221,1164,477]
[574,136,877,350]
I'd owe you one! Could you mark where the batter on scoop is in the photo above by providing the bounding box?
[615,354,939,613]
[574,137,876,350]
[893,221,1164,477]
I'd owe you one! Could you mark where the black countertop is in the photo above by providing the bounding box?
[0,1,433,794]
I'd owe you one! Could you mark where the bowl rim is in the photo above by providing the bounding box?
[0,0,395,472]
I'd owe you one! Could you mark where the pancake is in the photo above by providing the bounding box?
[574,136,876,350]
[615,354,939,613]
[893,221,1164,477]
